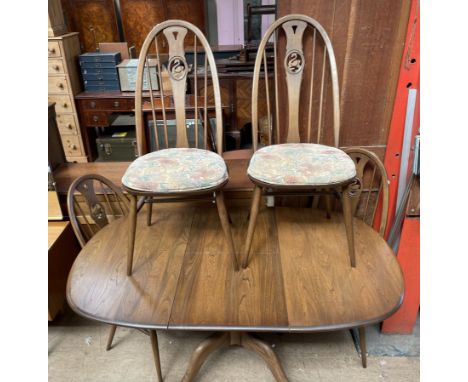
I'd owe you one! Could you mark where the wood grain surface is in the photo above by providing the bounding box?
[277,0,411,149]
[67,204,403,331]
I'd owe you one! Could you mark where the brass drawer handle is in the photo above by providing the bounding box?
[69,144,77,150]
[67,124,73,130]
[53,65,60,71]
[113,101,120,108]
[48,48,56,55]
[92,115,99,122]
[58,83,64,89]
[90,101,96,108]
[62,102,68,108]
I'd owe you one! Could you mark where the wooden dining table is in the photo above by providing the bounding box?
[66,201,404,381]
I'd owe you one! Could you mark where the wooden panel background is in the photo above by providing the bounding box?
[278,0,412,159]
[61,0,120,52]
[119,0,205,55]
[119,0,166,56]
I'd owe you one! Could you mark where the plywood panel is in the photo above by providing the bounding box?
[119,0,166,56]
[61,0,119,52]
[277,0,411,150]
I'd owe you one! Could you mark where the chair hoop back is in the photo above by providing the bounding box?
[67,174,130,248]
[135,20,223,156]
[344,148,389,237]
[252,14,340,150]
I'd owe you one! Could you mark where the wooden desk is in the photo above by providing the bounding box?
[75,91,228,160]
[67,204,403,380]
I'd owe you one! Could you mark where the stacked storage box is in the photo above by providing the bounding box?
[79,52,121,91]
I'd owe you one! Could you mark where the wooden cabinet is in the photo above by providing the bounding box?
[48,221,81,320]
[48,32,88,163]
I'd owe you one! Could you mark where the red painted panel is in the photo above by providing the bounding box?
[382,217,420,333]
[376,0,420,238]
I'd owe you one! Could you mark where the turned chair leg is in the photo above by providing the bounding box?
[359,326,367,368]
[149,330,163,382]
[243,185,262,268]
[146,197,153,226]
[325,192,332,219]
[106,325,117,351]
[341,184,356,267]
[215,190,239,271]
[127,194,138,276]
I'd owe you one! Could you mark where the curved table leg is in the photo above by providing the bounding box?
[182,332,288,382]
[182,332,231,382]
[240,333,288,382]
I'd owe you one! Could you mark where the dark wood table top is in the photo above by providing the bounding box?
[67,204,403,332]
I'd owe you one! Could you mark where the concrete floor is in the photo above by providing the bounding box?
[49,308,419,382]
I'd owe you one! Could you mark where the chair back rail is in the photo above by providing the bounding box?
[135,20,223,156]
[67,174,130,248]
[252,14,340,150]
[344,148,389,237]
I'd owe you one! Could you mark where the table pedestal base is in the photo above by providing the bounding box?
[182,332,288,382]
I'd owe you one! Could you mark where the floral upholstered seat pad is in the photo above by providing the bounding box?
[247,143,356,186]
[122,148,228,193]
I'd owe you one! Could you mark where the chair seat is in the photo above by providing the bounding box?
[122,148,228,193]
[247,143,356,187]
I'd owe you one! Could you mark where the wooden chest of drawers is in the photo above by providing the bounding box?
[48,32,88,163]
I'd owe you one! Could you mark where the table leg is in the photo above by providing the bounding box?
[182,332,230,382]
[182,332,288,382]
[240,333,288,381]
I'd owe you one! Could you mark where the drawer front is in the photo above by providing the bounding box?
[81,98,130,111]
[80,61,117,69]
[84,83,120,92]
[48,76,70,94]
[48,59,66,74]
[81,68,118,76]
[48,41,61,58]
[56,114,79,135]
[48,94,73,113]
[65,155,88,163]
[79,52,121,63]
[82,72,119,81]
[83,111,109,126]
[60,135,84,156]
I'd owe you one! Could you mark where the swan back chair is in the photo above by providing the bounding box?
[122,20,238,276]
[243,14,357,268]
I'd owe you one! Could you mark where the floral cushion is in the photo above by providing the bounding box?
[247,143,356,186]
[122,148,228,193]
